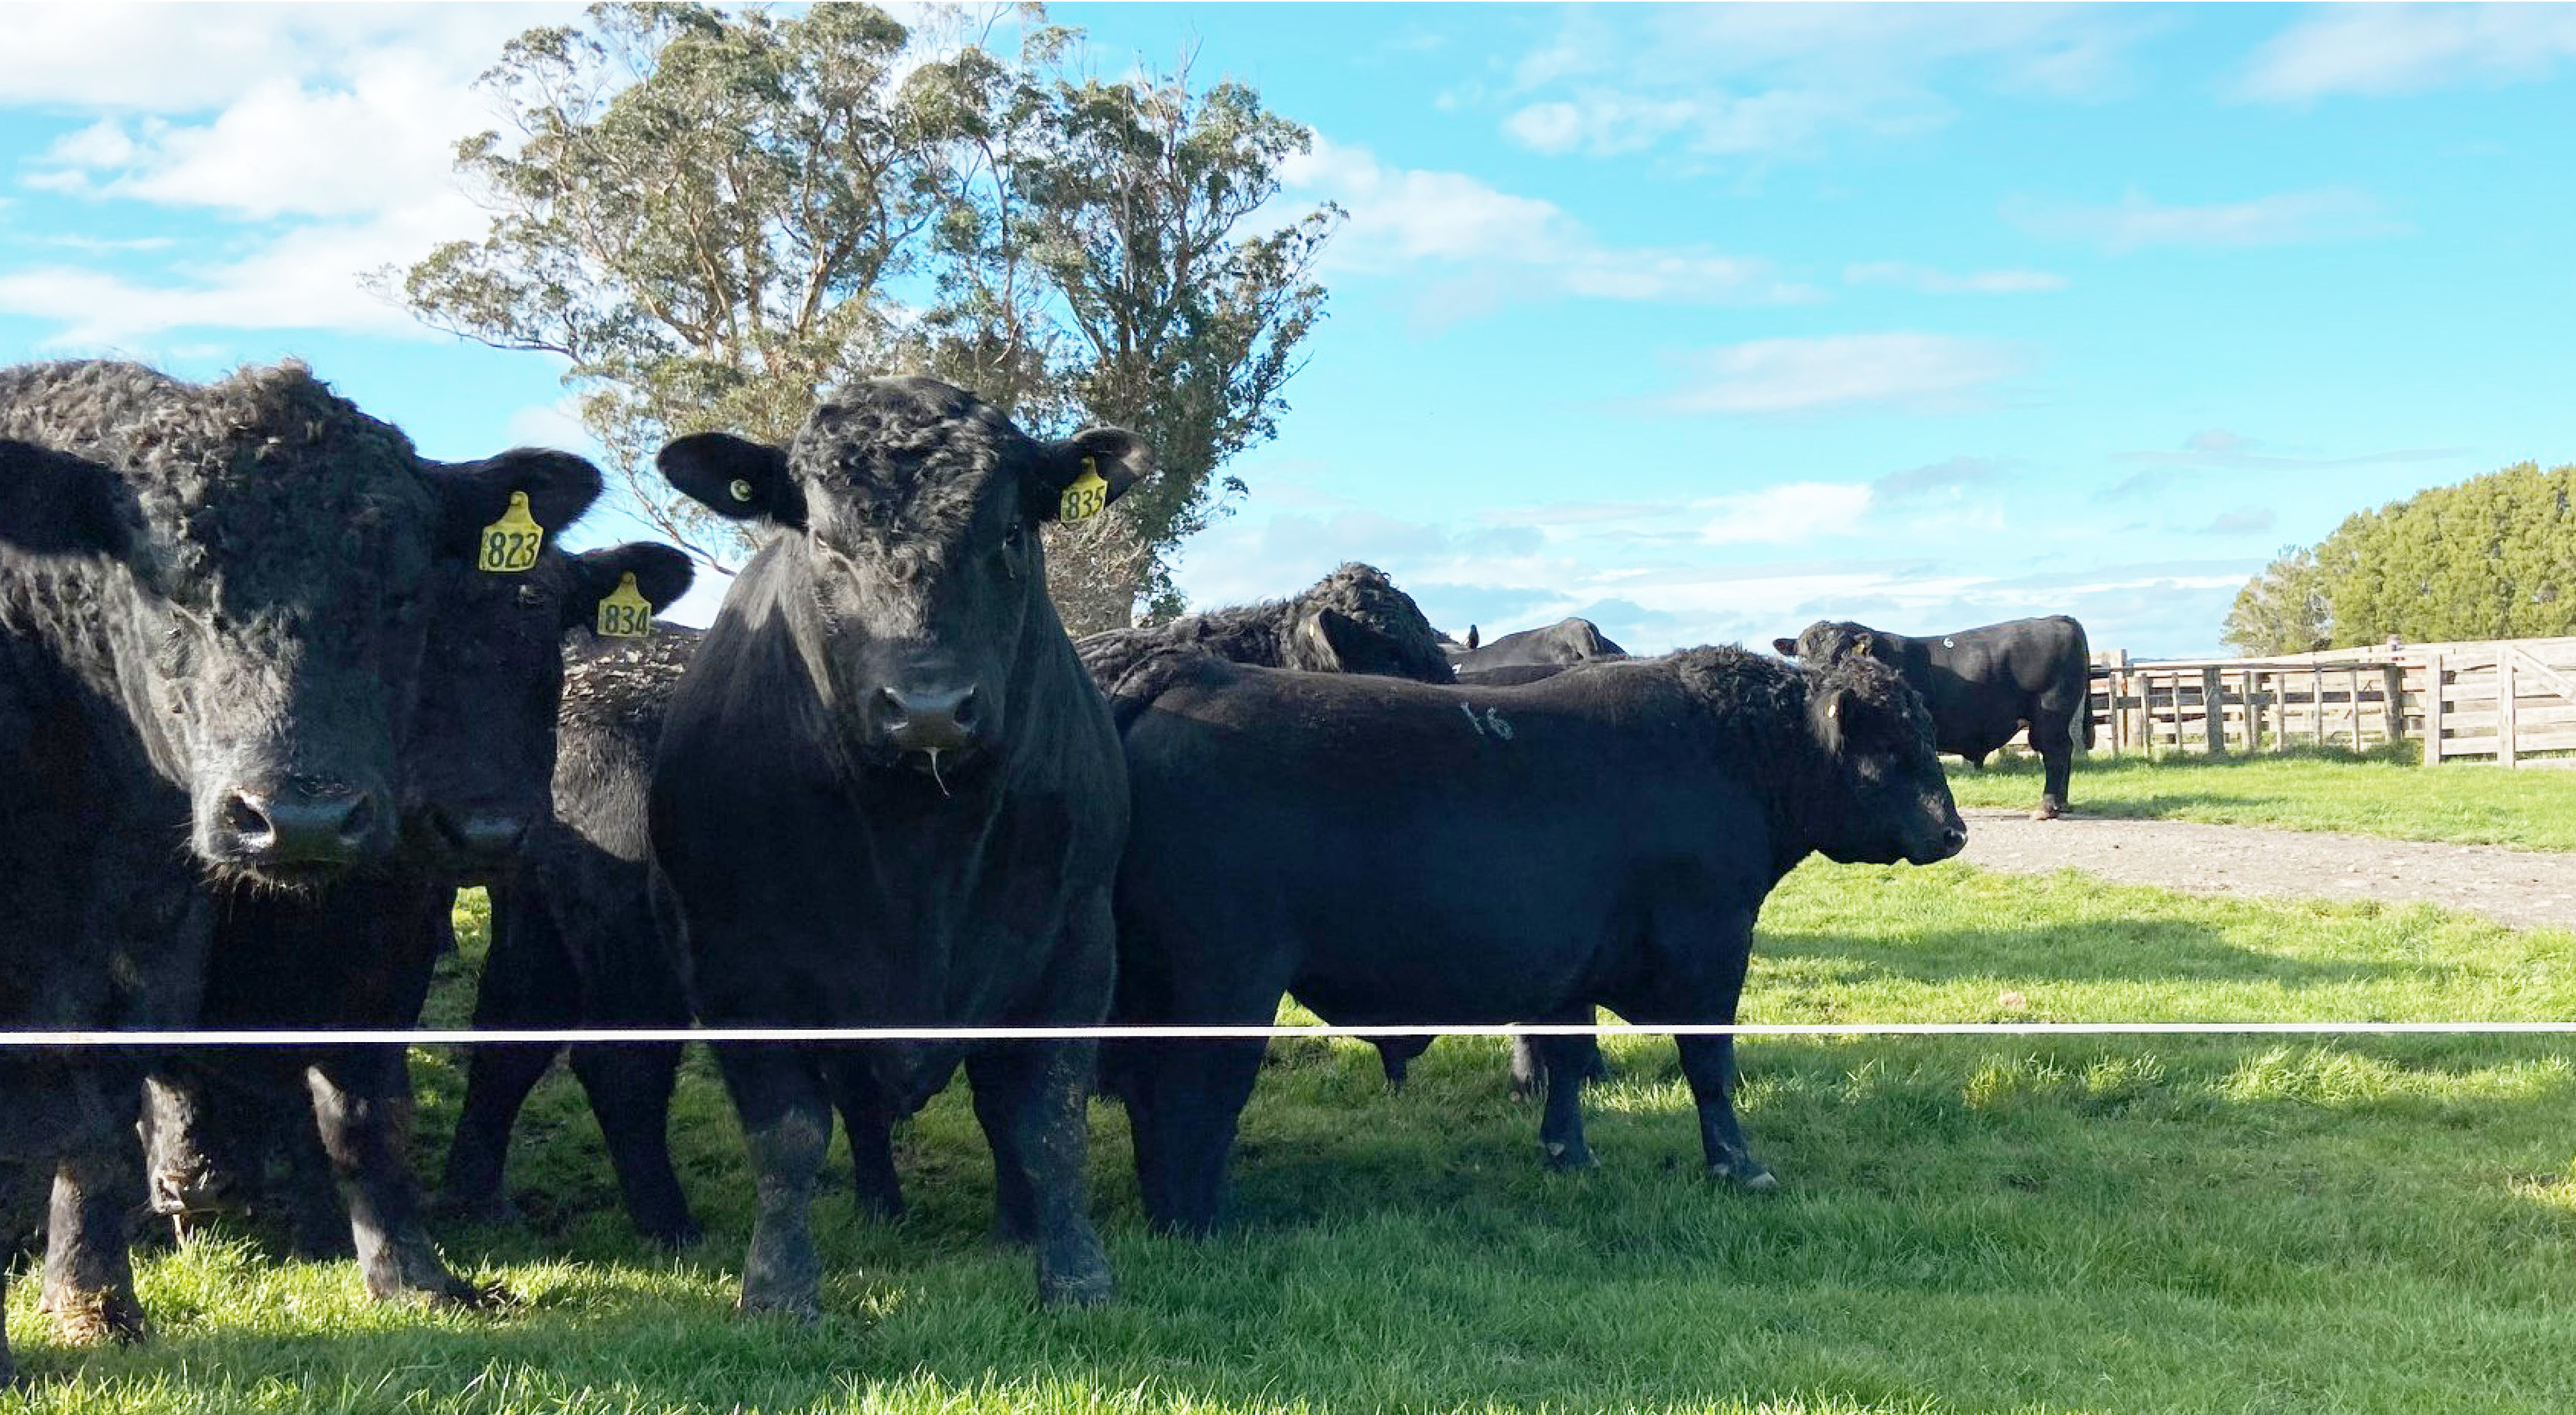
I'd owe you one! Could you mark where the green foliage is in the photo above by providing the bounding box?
[395,4,1338,629]
[17,871,2576,1411]
[2239,460,2576,650]
[2220,544,2331,656]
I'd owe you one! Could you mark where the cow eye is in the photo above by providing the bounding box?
[515,584,547,609]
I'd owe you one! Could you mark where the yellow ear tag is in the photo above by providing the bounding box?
[595,571,653,639]
[1059,455,1109,523]
[477,490,545,573]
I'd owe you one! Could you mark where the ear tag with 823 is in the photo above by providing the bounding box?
[596,571,653,639]
[478,490,544,573]
[1059,455,1109,523]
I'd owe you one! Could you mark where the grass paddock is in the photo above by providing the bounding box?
[8,865,2576,1412]
[1948,746,2576,850]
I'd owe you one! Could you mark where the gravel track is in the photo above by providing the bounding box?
[1955,807,2576,931]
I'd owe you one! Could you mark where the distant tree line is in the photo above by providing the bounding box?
[391,2,1341,632]
[2223,460,2576,655]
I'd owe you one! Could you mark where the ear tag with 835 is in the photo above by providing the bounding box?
[478,490,544,573]
[596,571,653,639]
[1059,455,1109,523]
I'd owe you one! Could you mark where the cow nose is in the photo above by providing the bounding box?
[1941,824,1969,855]
[223,783,382,864]
[872,684,980,754]
[150,1163,231,1218]
[429,807,530,864]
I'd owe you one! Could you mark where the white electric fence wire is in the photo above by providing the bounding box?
[0,1021,2568,1047]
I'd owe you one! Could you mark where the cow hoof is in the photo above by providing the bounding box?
[2032,800,2064,821]
[1542,1141,1598,1172]
[1038,1256,1115,1309]
[1707,1160,1778,1192]
[738,1291,823,1323]
[49,1291,149,1347]
[641,1218,705,1250]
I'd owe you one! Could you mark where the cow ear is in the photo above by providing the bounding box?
[1467,625,1481,651]
[1772,637,1799,657]
[0,440,132,561]
[431,449,605,562]
[1818,684,1862,754]
[1853,633,1876,657]
[1291,607,1365,673]
[660,433,803,528]
[1034,427,1151,523]
[566,543,696,636]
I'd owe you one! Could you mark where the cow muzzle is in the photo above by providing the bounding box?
[420,806,533,872]
[867,683,984,759]
[212,778,390,870]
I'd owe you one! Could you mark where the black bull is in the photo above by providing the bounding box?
[1776,616,2095,820]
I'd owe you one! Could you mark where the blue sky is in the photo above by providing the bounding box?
[4,4,2572,657]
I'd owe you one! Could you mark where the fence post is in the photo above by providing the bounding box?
[2242,668,2260,752]
[2310,665,2325,747]
[2383,662,2405,749]
[2202,666,2226,755]
[2498,650,2520,768]
[2348,665,2362,751]
[2425,654,2445,763]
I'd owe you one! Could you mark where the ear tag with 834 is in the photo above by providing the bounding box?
[596,571,653,639]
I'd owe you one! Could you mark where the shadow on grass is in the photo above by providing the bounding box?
[1761,919,2387,988]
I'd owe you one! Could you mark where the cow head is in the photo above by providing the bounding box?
[1775,619,1890,667]
[1806,654,1965,866]
[1282,563,1456,683]
[0,363,605,885]
[658,376,1149,772]
[398,475,694,876]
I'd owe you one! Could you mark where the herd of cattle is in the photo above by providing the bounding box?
[0,359,2097,1377]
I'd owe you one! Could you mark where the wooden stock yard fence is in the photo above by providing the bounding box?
[2077,637,2576,768]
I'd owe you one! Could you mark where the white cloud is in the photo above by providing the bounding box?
[1277,138,1819,320]
[1845,262,2069,296]
[2235,5,2576,102]
[0,6,580,347]
[1493,5,2153,163]
[2003,186,2406,253]
[0,5,571,113]
[1653,333,2031,416]
[2112,430,2471,471]
[1700,482,1875,544]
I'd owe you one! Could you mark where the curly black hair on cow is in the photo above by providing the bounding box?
[790,378,1022,557]
[0,359,437,611]
[1077,562,1455,687]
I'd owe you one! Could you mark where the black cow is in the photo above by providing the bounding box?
[438,627,707,1247]
[439,559,1464,1242]
[647,376,1148,1313]
[1773,616,2094,819]
[1105,645,1965,1235]
[132,537,692,1300]
[1078,562,1455,687]
[0,359,569,1378]
[1450,616,1626,679]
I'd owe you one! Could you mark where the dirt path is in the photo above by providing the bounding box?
[1956,808,2576,931]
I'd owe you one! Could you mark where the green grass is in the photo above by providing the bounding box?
[1947,747,2576,850]
[13,867,2576,1412]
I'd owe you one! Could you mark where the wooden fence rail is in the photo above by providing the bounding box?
[2030,636,2576,768]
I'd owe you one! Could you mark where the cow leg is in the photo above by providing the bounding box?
[971,895,1115,1307]
[436,1043,557,1227]
[41,1135,149,1345]
[824,1059,907,1224]
[1373,1037,1427,1090]
[718,1047,831,1319]
[569,1041,700,1245]
[1674,1033,1775,1190]
[1531,1026,1598,1171]
[440,880,574,1226]
[966,1039,1111,1307]
[305,1049,491,1305]
[2031,710,2077,820]
[1132,1037,1267,1238]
